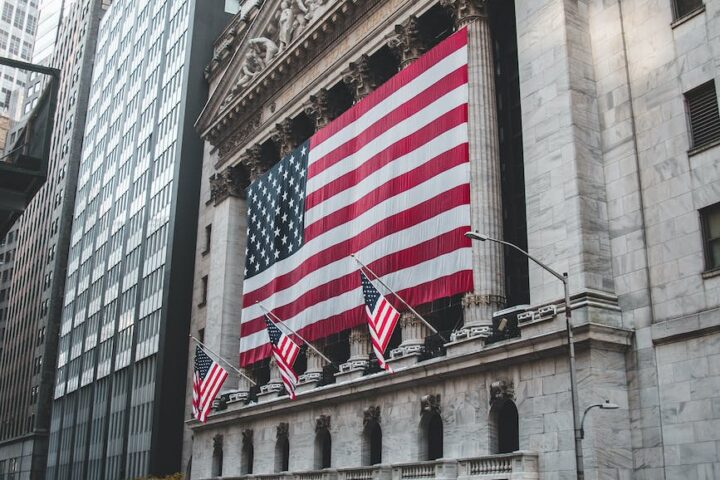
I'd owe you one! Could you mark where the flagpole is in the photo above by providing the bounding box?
[350,254,446,341]
[189,335,257,386]
[256,302,336,366]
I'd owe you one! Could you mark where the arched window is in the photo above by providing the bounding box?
[241,430,254,474]
[211,435,223,477]
[419,411,443,461]
[489,399,519,454]
[315,428,332,469]
[362,421,382,466]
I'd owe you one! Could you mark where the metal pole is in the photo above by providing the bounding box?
[257,302,335,366]
[350,254,445,340]
[465,232,583,479]
[564,273,584,480]
[189,335,256,385]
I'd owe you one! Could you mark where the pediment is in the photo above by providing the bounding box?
[196,0,336,140]
[195,0,376,158]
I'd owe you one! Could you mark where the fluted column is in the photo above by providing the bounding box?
[336,326,371,382]
[442,0,505,339]
[388,312,428,369]
[297,340,324,392]
[258,357,283,401]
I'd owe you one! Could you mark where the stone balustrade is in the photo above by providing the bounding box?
[210,452,538,480]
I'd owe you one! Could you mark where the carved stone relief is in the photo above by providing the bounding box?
[420,394,441,415]
[315,414,331,432]
[209,164,250,205]
[363,405,381,427]
[489,380,515,405]
[277,422,289,439]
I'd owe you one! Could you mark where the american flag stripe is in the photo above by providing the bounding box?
[240,29,472,366]
[243,138,468,304]
[242,173,469,325]
[193,346,229,423]
[241,217,469,342]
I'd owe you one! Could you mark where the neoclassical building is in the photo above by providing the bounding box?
[185,0,720,479]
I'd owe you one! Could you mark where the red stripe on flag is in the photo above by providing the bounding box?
[310,28,468,146]
[307,66,468,181]
[243,185,470,307]
[240,224,471,338]
[240,270,472,366]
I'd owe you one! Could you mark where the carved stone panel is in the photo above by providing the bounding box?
[420,394,441,415]
[363,405,381,427]
[315,414,331,432]
[209,164,251,205]
[489,380,515,405]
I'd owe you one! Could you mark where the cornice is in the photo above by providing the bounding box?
[187,322,633,431]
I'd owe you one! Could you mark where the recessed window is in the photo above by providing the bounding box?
[672,0,703,20]
[701,202,720,271]
[199,275,208,307]
[685,81,720,150]
[203,224,211,255]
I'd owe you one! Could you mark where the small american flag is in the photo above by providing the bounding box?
[240,28,472,365]
[360,270,400,371]
[192,346,228,423]
[264,315,300,399]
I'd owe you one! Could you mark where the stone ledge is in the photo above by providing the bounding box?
[651,306,720,345]
[187,322,632,430]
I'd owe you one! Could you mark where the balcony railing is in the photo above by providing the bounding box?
[215,452,538,480]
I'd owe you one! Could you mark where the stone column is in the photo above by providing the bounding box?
[386,15,425,70]
[304,88,331,131]
[336,326,370,382]
[388,312,428,369]
[258,357,283,402]
[343,54,376,101]
[296,340,325,393]
[206,165,250,398]
[442,0,505,340]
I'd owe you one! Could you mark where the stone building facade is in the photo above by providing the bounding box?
[185,0,720,479]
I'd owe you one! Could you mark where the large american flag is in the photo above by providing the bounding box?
[360,270,400,371]
[264,315,300,399]
[192,346,228,423]
[240,28,472,366]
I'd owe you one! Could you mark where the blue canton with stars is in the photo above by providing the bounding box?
[264,315,284,345]
[194,345,214,379]
[245,141,309,278]
[360,271,382,311]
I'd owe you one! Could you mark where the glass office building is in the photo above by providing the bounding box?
[46,1,230,478]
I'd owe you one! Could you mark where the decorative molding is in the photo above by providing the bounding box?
[242,428,254,445]
[462,292,506,308]
[420,394,441,415]
[275,117,295,157]
[363,405,381,427]
[386,15,425,69]
[315,414,331,432]
[439,0,488,27]
[304,88,330,131]
[209,164,250,205]
[213,434,223,451]
[277,422,289,439]
[342,54,375,101]
[489,380,515,405]
[217,112,262,162]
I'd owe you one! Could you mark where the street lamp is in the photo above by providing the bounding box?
[464,231,585,479]
[580,401,619,439]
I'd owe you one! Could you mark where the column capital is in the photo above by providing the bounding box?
[242,144,266,181]
[275,117,294,157]
[461,292,506,309]
[440,0,488,28]
[304,88,331,131]
[386,15,425,69]
[342,54,375,101]
[209,164,250,205]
